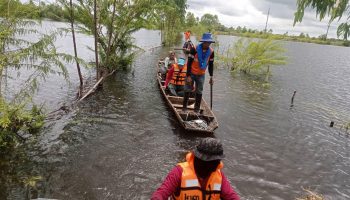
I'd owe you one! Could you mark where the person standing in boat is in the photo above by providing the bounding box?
[165,57,187,97]
[151,138,240,200]
[183,31,195,55]
[183,32,215,113]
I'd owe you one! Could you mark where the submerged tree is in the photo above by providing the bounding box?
[222,38,287,81]
[151,0,187,45]
[70,0,157,75]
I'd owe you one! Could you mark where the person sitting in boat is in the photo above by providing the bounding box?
[164,57,187,97]
[159,51,178,79]
[183,31,195,55]
[151,138,240,200]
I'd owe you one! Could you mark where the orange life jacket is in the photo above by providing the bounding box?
[191,46,214,75]
[173,152,223,200]
[170,64,187,86]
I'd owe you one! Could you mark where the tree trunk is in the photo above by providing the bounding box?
[325,21,331,40]
[265,65,270,81]
[70,0,83,94]
[94,0,99,80]
[0,68,3,97]
[106,0,117,67]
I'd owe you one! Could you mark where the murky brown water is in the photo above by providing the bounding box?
[1,22,350,200]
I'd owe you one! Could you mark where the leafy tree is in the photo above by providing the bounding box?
[200,13,220,31]
[186,12,197,27]
[146,0,187,45]
[70,0,156,72]
[294,0,350,40]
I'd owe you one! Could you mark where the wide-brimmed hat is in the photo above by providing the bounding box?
[193,138,225,161]
[200,32,215,43]
[178,58,186,66]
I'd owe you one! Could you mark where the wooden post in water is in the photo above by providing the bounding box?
[290,91,296,107]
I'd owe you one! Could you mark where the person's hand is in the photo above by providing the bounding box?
[209,77,214,85]
[186,76,192,83]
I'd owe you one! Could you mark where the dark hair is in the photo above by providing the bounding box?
[194,156,220,178]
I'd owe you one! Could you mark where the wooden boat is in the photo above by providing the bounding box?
[157,62,218,134]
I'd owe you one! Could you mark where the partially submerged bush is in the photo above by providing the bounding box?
[220,38,287,81]
[0,99,44,149]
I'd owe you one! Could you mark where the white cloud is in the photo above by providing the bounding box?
[187,0,344,38]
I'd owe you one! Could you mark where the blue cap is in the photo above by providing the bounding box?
[200,32,215,43]
[178,58,186,66]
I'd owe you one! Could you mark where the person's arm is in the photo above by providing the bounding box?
[151,166,182,200]
[164,66,175,87]
[220,172,240,200]
[208,51,214,77]
[186,47,196,77]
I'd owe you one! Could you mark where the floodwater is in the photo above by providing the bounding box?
[1,22,350,200]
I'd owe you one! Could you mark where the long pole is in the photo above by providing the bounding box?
[94,0,99,80]
[210,83,213,110]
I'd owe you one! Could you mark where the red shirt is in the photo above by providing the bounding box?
[151,166,240,200]
[164,65,175,87]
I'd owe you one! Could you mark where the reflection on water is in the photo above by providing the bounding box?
[1,22,350,200]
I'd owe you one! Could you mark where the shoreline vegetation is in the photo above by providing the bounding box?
[216,30,350,47]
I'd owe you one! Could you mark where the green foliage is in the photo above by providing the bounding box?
[63,0,158,70]
[0,0,41,19]
[188,24,208,41]
[337,22,350,40]
[200,13,220,32]
[0,98,45,149]
[294,0,350,41]
[185,12,197,27]
[0,14,72,149]
[221,38,287,80]
[151,0,187,45]
[0,19,70,99]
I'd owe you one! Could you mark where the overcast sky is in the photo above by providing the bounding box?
[187,0,345,38]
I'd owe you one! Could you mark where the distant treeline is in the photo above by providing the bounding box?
[217,28,350,47]
[0,0,68,21]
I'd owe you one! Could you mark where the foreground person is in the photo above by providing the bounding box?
[151,138,240,200]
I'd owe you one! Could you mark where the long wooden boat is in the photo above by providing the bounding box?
[157,62,218,134]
